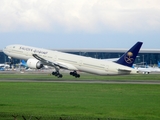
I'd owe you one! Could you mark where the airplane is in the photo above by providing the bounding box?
[0,67,5,71]
[133,61,160,74]
[3,42,143,78]
[20,60,28,68]
[158,61,160,68]
[134,67,160,74]
[0,63,10,69]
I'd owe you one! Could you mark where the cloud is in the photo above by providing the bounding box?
[0,0,160,33]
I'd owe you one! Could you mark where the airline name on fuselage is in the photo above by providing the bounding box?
[19,46,48,55]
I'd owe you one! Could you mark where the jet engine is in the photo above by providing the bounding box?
[26,58,43,69]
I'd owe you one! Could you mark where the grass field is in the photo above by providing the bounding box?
[0,73,160,120]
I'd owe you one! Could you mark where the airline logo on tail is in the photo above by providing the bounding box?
[116,42,143,67]
[124,52,134,64]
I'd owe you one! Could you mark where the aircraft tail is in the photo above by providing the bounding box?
[21,60,26,64]
[158,61,160,68]
[116,42,143,67]
[21,60,27,67]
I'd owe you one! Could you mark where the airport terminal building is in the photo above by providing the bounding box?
[0,49,160,66]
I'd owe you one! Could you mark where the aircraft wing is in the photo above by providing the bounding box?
[32,54,78,70]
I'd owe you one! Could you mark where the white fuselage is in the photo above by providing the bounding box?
[3,44,138,75]
[135,67,160,74]
[0,64,10,68]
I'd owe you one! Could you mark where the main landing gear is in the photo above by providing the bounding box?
[51,69,80,78]
[70,71,80,78]
[52,71,63,78]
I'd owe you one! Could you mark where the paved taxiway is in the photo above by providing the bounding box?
[0,71,160,84]
[0,79,160,84]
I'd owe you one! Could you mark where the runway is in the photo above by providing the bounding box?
[0,79,160,84]
[0,70,160,84]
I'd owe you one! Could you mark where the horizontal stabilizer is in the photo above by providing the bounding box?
[118,69,131,73]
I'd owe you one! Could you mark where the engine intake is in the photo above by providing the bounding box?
[27,58,43,69]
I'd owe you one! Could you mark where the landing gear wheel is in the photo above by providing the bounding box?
[75,74,80,78]
[58,74,63,78]
[52,71,63,78]
[52,72,55,75]
[70,71,80,78]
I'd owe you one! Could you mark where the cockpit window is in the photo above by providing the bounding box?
[13,46,15,48]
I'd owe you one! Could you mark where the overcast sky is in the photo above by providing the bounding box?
[0,0,160,49]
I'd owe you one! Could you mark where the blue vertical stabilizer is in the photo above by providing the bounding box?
[158,61,160,68]
[20,60,28,68]
[116,42,143,67]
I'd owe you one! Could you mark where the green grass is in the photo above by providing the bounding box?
[0,73,160,120]
[0,83,160,119]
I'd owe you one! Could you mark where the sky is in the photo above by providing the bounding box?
[0,0,160,49]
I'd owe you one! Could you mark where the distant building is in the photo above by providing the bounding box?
[0,49,160,66]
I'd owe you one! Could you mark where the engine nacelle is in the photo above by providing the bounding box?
[27,58,43,69]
